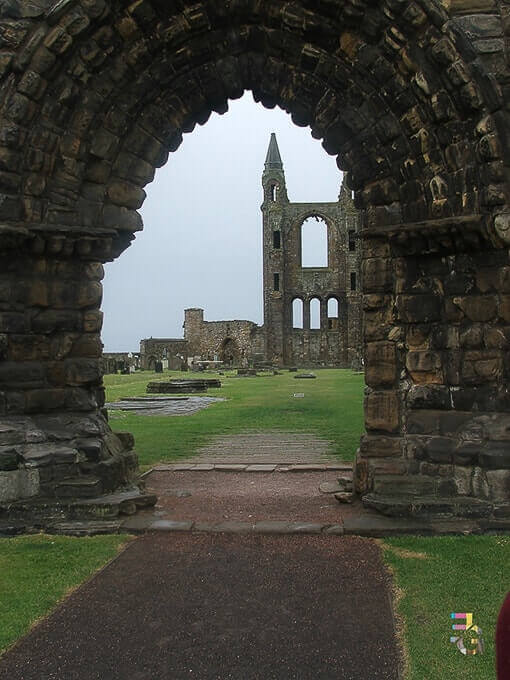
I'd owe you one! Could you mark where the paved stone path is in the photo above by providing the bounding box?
[0,534,401,680]
[106,395,225,416]
[176,431,340,465]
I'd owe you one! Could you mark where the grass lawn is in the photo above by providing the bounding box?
[0,534,130,656]
[3,371,507,679]
[104,368,365,467]
[382,535,510,679]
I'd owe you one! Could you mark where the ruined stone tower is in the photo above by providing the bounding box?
[261,134,362,367]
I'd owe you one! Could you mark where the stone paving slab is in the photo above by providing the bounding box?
[0,534,402,680]
[43,513,510,537]
[175,431,341,466]
[152,462,353,473]
[245,464,276,472]
[106,395,225,416]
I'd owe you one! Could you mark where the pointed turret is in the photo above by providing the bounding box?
[264,132,283,170]
[262,133,288,204]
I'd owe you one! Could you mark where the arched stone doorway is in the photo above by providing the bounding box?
[1,1,509,517]
[219,338,240,367]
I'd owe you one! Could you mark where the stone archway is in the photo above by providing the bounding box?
[219,338,240,367]
[1,1,510,517]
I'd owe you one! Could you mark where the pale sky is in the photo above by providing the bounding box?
[101,93,343,352]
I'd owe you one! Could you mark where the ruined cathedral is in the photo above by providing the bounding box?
[140,134,362,369]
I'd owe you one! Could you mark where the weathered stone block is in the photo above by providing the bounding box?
[0,361,45,388]
[454,442,481,466]
[362,258,392,293]
[373,474,437,497]
[453,465,472,495]
[487,470,510,502]
[406,350,443,384]
[499,295,510,321]
[407,410,441,435]
[359,434,401,458]
[76,282,102,308]
[364,308,394,341]
[31,310,82,332]
[107,180,146,210]
[69,335,102,358]
[453,296,497,321]
[440,411,473,435]
[365,391,399,433]
[102,204,143,232]
[397,295,441,323]
[75,438,103,462]
[0,312,29,333]
[0,448,19,471]
[459,325,483,348]
[0,469,39,502]
[406,325,430,349]
[365,341,397,386]
[484,327,509,349]
[64,358,102,385]
[472,467,490,499]
[24,388,67,413]
[479,443,510,469]
[353,458,369,494]
[483,414,510,441]
[407,385,450,410]
[461,350,503,384]
[425,437,454,464]
[83,311,103,332]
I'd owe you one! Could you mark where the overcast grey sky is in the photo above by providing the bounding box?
[101,93,343,352]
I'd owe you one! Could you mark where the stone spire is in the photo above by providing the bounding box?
[264,132,283,169]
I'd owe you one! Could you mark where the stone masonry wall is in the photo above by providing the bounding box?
[261,145,363,368]
[184,308,262,366]
[1,0,510,516]
[139,338,188,370]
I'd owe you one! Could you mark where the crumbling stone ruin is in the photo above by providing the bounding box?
[102,351,139,374]
[262,134,362,367]
[139,338,188,371]
[1,1,510,521]
[143,135,363,369]
[183,308,264,367]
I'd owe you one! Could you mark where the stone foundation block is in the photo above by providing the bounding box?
[487,469,510,502]
[0,469,39,502]
[373,474,437,497]
[479,444,510,469]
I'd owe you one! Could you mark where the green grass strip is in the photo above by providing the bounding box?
[381,535,510,679]
[0,534,130,656]
[104,369,365,467]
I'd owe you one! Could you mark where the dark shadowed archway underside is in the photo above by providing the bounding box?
[1,0,510,520]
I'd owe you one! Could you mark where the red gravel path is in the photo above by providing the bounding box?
[0,534,401,680]
[146,470,359,523]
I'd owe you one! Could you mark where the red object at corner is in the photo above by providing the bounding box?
[497,592,510,679]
